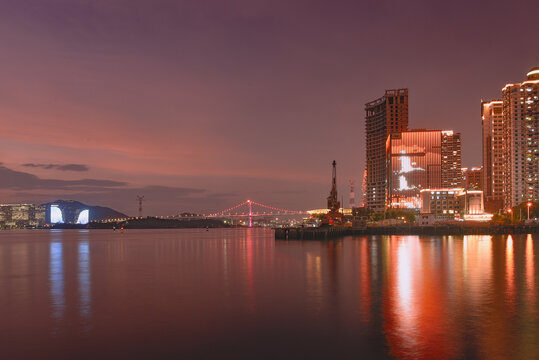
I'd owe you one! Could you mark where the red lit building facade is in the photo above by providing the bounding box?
[386,130,462,209]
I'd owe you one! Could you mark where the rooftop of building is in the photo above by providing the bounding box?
[527,67,539,80]
[502,67,539,90]
[404,128,440,132]
[481,99,502,104]
[364,88,408,108]
[420,188,464,193]
[389,129,458,134]
[420,188,483,195]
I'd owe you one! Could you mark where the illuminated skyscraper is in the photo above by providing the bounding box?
[502,68,539,208]
[481,100,504,212]
[386,130,462,209]
[441,130,462,188]
[364,89,408,212]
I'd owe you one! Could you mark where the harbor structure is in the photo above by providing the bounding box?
[323,160,342,225]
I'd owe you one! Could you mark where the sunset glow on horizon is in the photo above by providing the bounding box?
[0,0,537,215]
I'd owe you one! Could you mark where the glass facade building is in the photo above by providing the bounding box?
[386,130,462,209]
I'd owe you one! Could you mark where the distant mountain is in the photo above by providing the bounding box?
[42,200,128,222]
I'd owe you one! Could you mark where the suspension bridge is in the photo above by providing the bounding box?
[207,200,308,227]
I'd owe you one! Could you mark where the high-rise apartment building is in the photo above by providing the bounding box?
[481,100,504,212]
[364,89,408,212]
[386,129,462,209]
[441,131,462,187]
[502,68,539,208]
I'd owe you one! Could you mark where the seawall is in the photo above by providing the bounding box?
[274,224,539,240]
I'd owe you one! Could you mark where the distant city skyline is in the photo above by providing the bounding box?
[0,0,537,215]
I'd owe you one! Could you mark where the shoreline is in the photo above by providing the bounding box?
[275,224,539,240]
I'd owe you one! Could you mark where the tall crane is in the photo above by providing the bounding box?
[327,160,340,212]
[136,195,145,218]
[321,160,342,226]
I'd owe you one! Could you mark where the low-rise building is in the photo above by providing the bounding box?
[0,204,46,228]
[419,213,436,226]
[420,189,462,222]
[419,189,488,224]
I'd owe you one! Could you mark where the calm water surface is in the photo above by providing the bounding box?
[0,229,538,359]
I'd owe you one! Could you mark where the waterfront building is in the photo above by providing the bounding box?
[502,68,539,208]
[364,89,408,212]
[462,167,483,190]
[460,190,485,216]
[0,204,46,228]
[481,100,505,212]
[420,189,462,222]
[386,129,462,209]
[420,188,487,224]
[308,208,353,216]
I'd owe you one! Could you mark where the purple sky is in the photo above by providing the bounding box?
[0,0,537,215]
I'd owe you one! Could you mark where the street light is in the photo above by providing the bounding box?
[527,202,532,220]
[508,208,513,224]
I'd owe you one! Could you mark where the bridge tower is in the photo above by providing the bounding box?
[136,195,145,218]
[248,199,252,228]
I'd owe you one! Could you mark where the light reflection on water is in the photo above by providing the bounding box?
[49,232,65,322]
[0,229,538,359]
[78,234,91,320]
